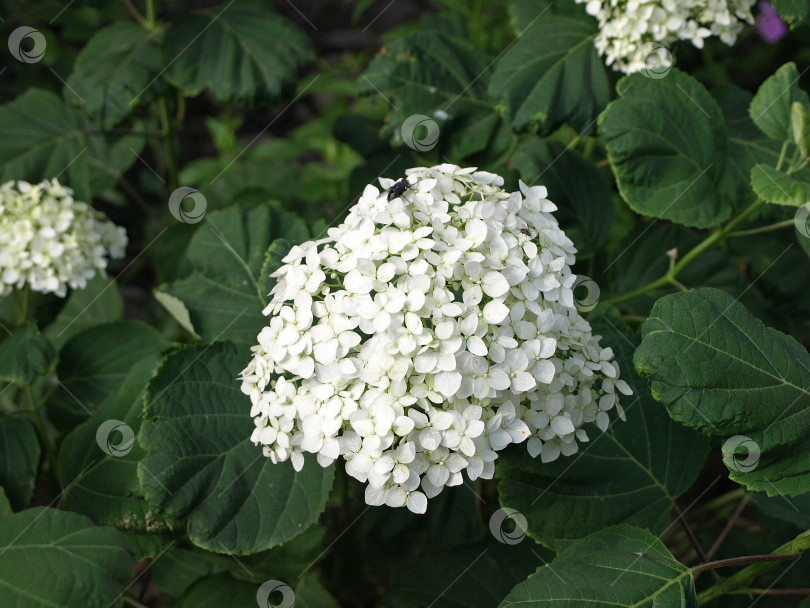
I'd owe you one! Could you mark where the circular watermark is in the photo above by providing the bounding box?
[168,187,207,224]
[722,435,760,473]
[572,276,600,312]
[401,114,440,152]
[794,203,810,239]
[8,26,47,64]
[635,42,672,79]
[96,419,135,457]
[489,507,527,545]
[256,580,295,608]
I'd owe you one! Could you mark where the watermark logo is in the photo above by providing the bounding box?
[256,580,295,608]
[8,26,47,64]
[96,419,135,457]
[722,435,760,473]
[794,203,810,240]
[401,114,440,152]
[168,187,207,224]
[635,42,672,79]
[489,507,528,545]
[573,276,600,312]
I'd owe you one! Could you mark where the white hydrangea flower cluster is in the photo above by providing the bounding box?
[577,0,756,73]
[0,179,127,298]
[240,164,631,514]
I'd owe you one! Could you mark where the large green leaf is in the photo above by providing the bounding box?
[634,288,810,496]
[359,30,498,157]
[384,535,545,608]
[156,203,308,346]
[175,573,338,608]
[66,22,162,129]
[497,309,709,551]
[498,525,696,607]
[0,417,40,511]
[138,342,334,554]
[43,275,124,350]
[489,15,610,134]
[162,2,312,103]
[0,321,55,385]
[751,163,810,207]
[0,507,134,608]
[0,89,143,201]
[47,321,170,427]
[58,354,182,532]
[600,68,733,228]
[770,0,810,23]
[512,138,614,254]
[749,62,810,142]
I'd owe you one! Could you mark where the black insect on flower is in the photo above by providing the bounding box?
[387,178,411,201]
[519,227,534,238]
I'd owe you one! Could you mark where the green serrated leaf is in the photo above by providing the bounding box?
[43,275,124,350]
[162,3,313,103]
[497,308,709,551]
[47,321,170,427]
[156,204,308,346]
[512,138,614,254]
[66,22,162,129]
[634,288,810,496]
[751,163,810,207]
[0,417,40,511]
[749,62,810,142]
[139,342,334,554]
[0,321,55,385]
[498,525,696,607]
[153,290,200,338]
[489,15,610,134]
[0,89,142,201]
[600,68,733,228]
[59,354,183,533]
[0,507,135,608]
[770,0,810,24]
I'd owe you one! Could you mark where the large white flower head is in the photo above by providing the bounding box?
[241,164,632,514]
[0,179,127,298]
[577,0,756,74]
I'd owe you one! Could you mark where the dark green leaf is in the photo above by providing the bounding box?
[489,15,610,134]
[751,492,810,530]
[43,275,124,350]
[59,354,182,532]
[0,417,40,511]
[0,507,134,608]
[66,22,161,129]
[770,0,810,23]
[139,342,334,554]
[634,288,810,496]
[48,321,170,427]
[497,308,709,551]
[156,204,308,346]
[162,3,312,103]
[498,525,696,607]
[0,321,55,385]
[512,138,614,254]
[751,163,810,207]
[749,62,810,142]
[0,487,11,515]
[600,68,733,228]
[385,535,545,608]
[0,89,142,201]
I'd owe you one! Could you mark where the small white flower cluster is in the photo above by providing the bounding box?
[577,0,756,73]
[240,164,631,513]
[0,179,127,298]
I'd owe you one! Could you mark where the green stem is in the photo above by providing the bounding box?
[159,98,179,191]
[145,0,156,29]
[27,385,58,480]
[604,198,764,306]
[696,528,810,605]
[775,140,790,172]
[728,219,795,237]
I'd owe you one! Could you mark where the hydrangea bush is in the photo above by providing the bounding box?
[577,0,756,73]
[241,164,631,512]
[0,179,127,297]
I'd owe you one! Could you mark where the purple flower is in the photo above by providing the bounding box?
[757,1,787,43]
